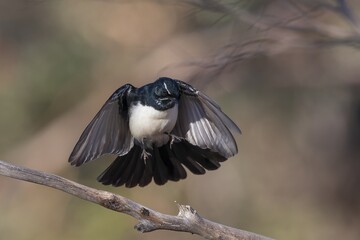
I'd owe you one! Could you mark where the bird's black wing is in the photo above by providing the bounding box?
[172,80,241,158]
[69,84,135,166]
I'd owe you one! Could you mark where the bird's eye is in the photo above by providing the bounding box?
[155,87,168,97]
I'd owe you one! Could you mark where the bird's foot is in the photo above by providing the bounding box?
[141,149,152,161]
[168,134,181,149]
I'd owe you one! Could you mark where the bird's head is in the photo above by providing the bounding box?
[152,77,180,110]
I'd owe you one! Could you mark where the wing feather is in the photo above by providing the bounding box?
[173,80,240,158]
[69,84,135,166]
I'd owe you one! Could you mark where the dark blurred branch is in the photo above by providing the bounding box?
[168,0,360,86]
[336,0,359,27]
[0,160,272,240]
[183,0,360,43]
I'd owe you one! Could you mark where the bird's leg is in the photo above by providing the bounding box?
[140,138,152,161]
[165,133,181,149]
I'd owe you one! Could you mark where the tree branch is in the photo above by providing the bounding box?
[0,160,272,240]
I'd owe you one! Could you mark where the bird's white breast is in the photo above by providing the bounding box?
[129,103,178,141]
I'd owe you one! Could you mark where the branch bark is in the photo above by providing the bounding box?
[0,160,272,240]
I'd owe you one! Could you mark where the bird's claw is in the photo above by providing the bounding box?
[169,134,181,149]
[141,150,152,161]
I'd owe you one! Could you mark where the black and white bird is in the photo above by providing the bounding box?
[69,77,240,187]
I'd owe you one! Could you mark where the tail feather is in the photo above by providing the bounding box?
[115,147,141,187]
[139,156,153,187]
[172,143,206,175]
[97,139,229,187]
[97,154,131,185]
[182,141,223,170]
[159,144,187,181]
[152,147,169,185]
[97,146,141,186]
[126,152,145,188]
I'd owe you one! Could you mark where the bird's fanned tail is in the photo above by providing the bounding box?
[97,139,227,188]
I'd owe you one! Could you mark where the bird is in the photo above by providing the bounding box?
[69,77,241,188]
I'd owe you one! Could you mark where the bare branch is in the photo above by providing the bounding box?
[0,160,272,240]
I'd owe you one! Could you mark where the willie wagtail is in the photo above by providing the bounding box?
[69,77,241,187]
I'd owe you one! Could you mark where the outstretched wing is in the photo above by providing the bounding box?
[172,80,241,158]
[69,84,135,166]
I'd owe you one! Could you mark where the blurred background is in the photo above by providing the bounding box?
[1,0,360,239]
